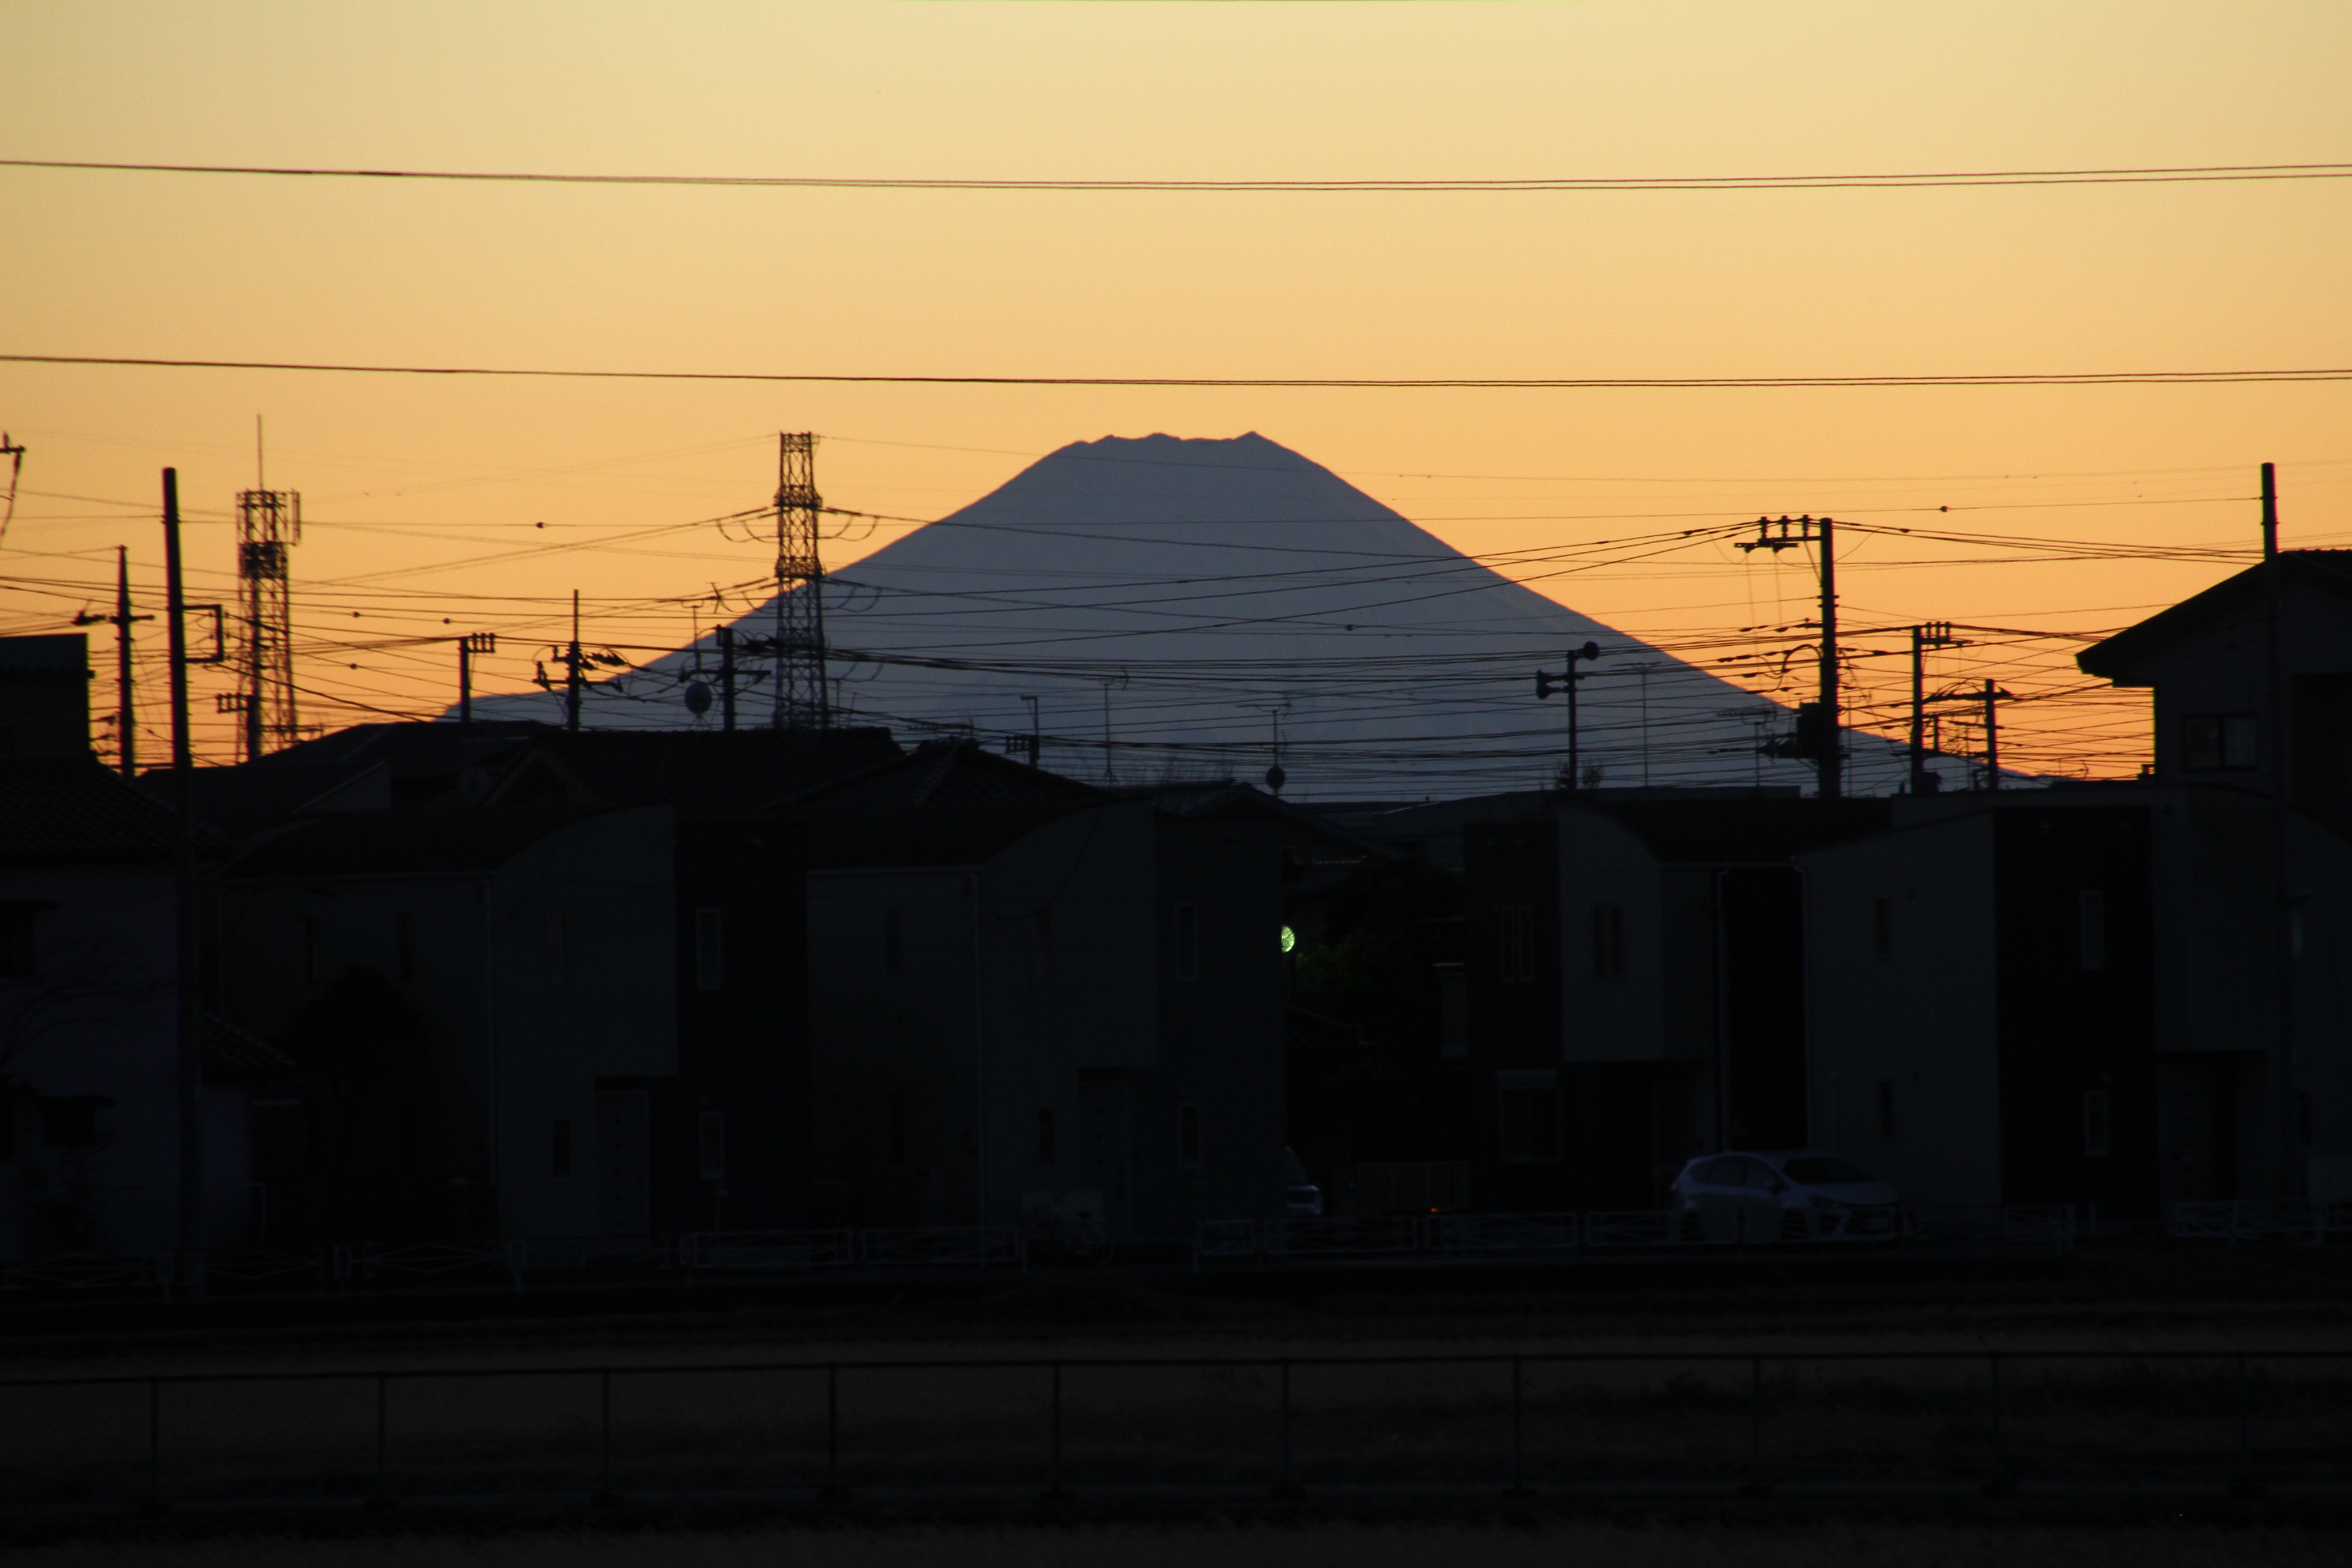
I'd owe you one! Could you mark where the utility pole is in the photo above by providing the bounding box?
[718,625,738,732]
[2260,461,2299,1194]
[1019,694,1041,768]
[1739,516,1842,797]
[74,546,153,777]
[0,432,24,551]
[1908,622,1961,794]
[771,432,830,730]
[1923,680,2012,789]
[1535,640,1603,791]
[566,590,584,732]
[456,632,496,725]
[161,469,203,1266]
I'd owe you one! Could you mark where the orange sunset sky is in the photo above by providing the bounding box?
[3,1,2349,779]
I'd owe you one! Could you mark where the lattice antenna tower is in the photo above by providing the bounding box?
[771,431,830,728]
[234,423,301,762]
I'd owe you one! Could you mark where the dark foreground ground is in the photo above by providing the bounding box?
[14,1522,2352,1568]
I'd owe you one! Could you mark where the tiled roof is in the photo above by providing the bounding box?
[0,760,182,861]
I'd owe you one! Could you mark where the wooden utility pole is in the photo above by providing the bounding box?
[162,470,203,1264]
[1738,516,1842,798]
[2260,461,2300,1192]
[75,546,153,777]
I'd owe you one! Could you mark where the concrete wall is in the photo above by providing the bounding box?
[1800,814,2002,1205]
[0,860,184,1257]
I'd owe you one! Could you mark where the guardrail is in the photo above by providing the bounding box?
[3,1348,2341,1514]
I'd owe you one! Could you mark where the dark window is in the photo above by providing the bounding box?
[1178,1102,1201,1168]
[2082,1091,2110,1158]
[887,1088,908,1164]
[551,1118,574,1178]
[1175,903,1199,981]
[1498,905,1535,983]
[698,1110,726,1180]
[301,915,322,985]
[1873,898,1893,960]
[2182,713,2259,772]
[396,912,418,983]
[39,1096,103,1149]
[1496,1073,1561,1163]
[2078,891,2107,972]
[1435,962,1467,1060]
[1032,906,1053,981]
[0,904,43,978]
[1036,1107,1056,1166]
[1590,904,1624,979]
[883,907,904,977]
[694,907,724,991]
[1877,1079,1897,1143]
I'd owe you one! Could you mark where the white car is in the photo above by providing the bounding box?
[1669,1150,1900,1243]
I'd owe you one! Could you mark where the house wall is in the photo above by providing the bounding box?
[805,802,1289,1240]
[487,809,676,1239]
[218,807,676,1243]
[1801,815,2003,1206]
[0,860,182,1258]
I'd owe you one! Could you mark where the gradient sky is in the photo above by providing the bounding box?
[3,1,2348,779]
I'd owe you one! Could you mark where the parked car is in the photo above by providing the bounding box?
[1669,1150,1899,1242]
[1284,1148,1324,1218]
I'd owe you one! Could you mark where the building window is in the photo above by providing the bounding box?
[1175,902,1199,981]
[1178,1102,1201,1169]
[1032,905,1053,981]
[0,904,43,978]
[1496,1071,1561,1163]
[1873,898,1893,961]
[694,907,724,991]
[2182,713,2258,772]
[1878,1080,1897,1143]
[2078,891,2107,972]
[551,1118,574,1179]
[1498,905,1535,983]
[883,906,904,977]
[1036,1107,1057,1167]
[2082,1091,2110,1158]
[1590,904,1624,980]
[698,1110,727,1180]
[887,1088,908,1164]
[396,912,418,983]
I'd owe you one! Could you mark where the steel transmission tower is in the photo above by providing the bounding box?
[770,432,830,728]
[232,483,301,762]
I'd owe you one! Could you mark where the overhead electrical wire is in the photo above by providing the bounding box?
[7,155,2349,192]
[7,352,2347,389]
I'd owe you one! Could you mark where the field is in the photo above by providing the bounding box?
[1,1250,2349,1521]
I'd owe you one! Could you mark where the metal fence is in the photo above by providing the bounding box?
[2,1348,2345,1514]
[6,1202,2347,1301]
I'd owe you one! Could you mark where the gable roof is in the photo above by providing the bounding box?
[2079,550,2352,682]
[0,760,183,862]
[1564,797,1895,864]
[483,727,904,818]
[223,804,633,879]
[781,737,1102,815]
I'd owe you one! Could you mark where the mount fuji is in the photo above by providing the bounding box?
[466,433,1916,800]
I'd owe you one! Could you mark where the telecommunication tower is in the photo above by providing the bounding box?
[770,432,830,729]
[232,478,301,762]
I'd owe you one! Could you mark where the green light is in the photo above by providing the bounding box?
[1280,925,1296,954]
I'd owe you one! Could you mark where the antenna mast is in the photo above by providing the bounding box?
[233,419,301,762]
[771,432,830,729]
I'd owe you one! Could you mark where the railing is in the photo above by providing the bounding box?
[2165,1200,2352,1245]
[1,1348,2341,1514]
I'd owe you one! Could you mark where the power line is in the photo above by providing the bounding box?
[7,156,2350,192]
[6,353,2350,390]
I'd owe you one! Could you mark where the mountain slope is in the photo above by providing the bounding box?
[472,433,1910,798]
